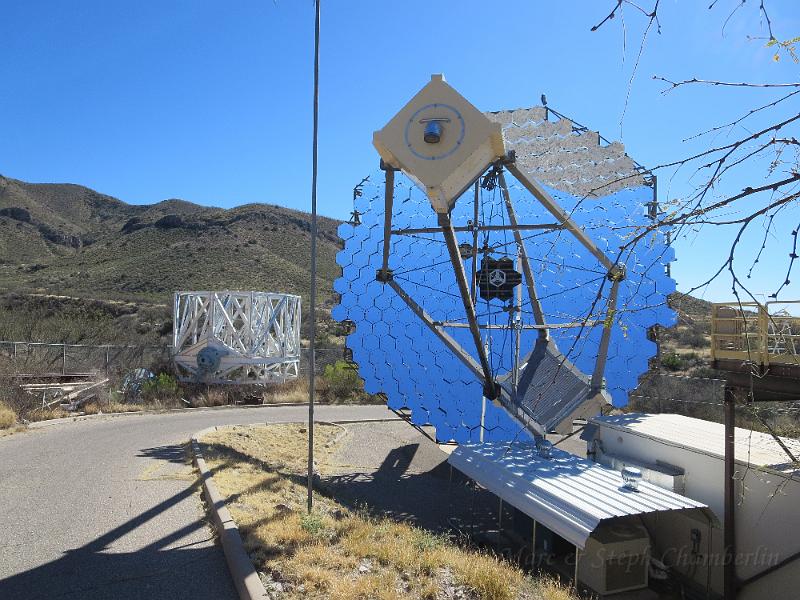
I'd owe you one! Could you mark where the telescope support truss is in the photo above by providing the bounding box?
[172,291,301,384]
[375,154,624,434]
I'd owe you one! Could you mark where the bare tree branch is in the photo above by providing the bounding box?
[654,76,800,91]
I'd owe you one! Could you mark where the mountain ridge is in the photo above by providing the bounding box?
[0,174,342,304]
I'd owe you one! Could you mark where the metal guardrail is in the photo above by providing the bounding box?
[711,301,800,366]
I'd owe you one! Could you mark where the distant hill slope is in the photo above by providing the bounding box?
[0,175,342,304]
[0,174,722,361]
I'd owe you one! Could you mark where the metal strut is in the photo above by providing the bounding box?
[439,212,498,398]
[504,156,623,397]
[497,169,547,335]
[590,270,622,395]
[378,163,396,281]
[387,279,483,380]
[506,161,615,272]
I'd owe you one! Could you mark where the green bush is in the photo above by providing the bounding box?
[676,329,710,348]
[141,373,180,401]
[300,513,327,537]
[323,360,363,400]
[661,352,683,371]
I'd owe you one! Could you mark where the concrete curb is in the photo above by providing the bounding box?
[190,417,399,600]
[26,402,390,430]
[191,426,270,600]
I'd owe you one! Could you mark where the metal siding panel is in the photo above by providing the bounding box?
[592,414,800,472]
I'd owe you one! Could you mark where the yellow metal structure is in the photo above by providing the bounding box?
[711,301,800,366]
[373,74,505,214]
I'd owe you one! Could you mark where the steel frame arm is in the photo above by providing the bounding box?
[506,162,615,272]
[379,167,395,278]
[497,170,547,335]
[590,275,621,395]
[438,212,497,396]
[387,280,483,379]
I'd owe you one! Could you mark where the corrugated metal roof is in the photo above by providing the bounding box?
[592,413,800,474]
[448,441,711,549]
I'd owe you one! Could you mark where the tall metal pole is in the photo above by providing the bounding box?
[307,0,321,514]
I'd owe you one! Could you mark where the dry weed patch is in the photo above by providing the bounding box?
[200,424,577,600]
[0,403,17,429]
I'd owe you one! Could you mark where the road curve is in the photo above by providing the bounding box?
[0,404,394,600]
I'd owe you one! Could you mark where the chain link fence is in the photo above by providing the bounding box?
[0,341,170,380]
[628,372,800,437]
[0,341,362,418]
[0,342,348,379]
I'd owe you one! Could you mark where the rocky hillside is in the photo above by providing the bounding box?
[0,174,723,357]
[0,174,342,304]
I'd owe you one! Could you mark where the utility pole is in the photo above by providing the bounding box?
[307,0,321,514]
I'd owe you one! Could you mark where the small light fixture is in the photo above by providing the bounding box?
[537,440,553,459]
[424,120,442,144]
[622,466,642,491]
[419,117,450,144]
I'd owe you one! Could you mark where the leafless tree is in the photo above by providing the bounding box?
[592,1,799,305]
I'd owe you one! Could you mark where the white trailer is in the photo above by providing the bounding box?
[588,413,800,599]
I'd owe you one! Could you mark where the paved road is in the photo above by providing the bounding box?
[0,404,393,600]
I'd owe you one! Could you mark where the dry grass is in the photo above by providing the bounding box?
[0,403,17,429]
[24,400,148,422]
[200,425,578,600]
[82,400,146,414]
[261,379,310,404]
[25,406,70,422]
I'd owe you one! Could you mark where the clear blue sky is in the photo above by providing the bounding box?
[1,1,798,301]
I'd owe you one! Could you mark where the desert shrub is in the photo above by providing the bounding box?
[323,360,363,401]
[676,328,710,348]
[0,380,39,420]
[140,372,180,402]
[263,378,309,404]
[0,403,16,428]
[689,365,721,378]
[191,386,230,407]
[661,352,683,371]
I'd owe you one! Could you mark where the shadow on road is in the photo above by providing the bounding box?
[0,449,237,600]
[137,443,192,465]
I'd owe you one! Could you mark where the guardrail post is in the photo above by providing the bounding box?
[62,344,67,375]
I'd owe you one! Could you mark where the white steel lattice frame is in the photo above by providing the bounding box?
[172,291,301,384]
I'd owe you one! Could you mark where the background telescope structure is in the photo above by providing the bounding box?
[334,75,676,443]
[172,290,301,384]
